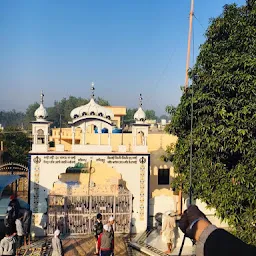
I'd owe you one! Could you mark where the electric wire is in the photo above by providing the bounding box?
[193,14,206,31]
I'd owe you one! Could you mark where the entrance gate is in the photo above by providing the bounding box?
[0,162,29,202]
[47,191,132,235]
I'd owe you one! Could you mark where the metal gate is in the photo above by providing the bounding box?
[47,191,132,235]
[0,162,29,202]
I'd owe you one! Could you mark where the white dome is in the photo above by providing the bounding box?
[34,103,48,121]
[70,98,114,120]
[134,107,146,122]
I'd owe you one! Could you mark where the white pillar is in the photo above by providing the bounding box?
[98,132,101,145]
[108,133,111,145]
[83,130,86,145]
[72,127,75,145]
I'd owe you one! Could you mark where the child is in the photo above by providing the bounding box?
[93,213,103,255]
[51,229,63,256]
[15,213,24,249]
[98,224,114,256]
[0,229,16,256]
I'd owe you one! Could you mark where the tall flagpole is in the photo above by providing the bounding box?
[179,0,194,216]
[184,0,194,90]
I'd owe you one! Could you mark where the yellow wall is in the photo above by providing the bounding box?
[105,106,126,128]
[50,128,178,199]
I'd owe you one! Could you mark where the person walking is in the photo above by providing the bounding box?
[0,229,16,256]
[98,224,114,256]
[51,230,64,256]
[161,211,176,254]
[93,213,103,255]
[40,211,48,237]
[108,216,115,255]
[15,213,24,249]
[22,209,32,246]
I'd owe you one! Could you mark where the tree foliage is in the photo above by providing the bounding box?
[145,109,157,120]
[0,127,30,166]
[0,110,25,128]
[167,2,256,244]
[123,108,158,125]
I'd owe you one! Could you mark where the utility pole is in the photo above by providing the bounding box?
[184,0,194,90]
[179,0,194,216]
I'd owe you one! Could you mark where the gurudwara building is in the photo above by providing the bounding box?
[30,86,224,243]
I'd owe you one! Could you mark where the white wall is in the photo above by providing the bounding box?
[30,153,149,235]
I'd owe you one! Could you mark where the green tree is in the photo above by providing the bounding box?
[123,108,137,125]
[145,110,157,120]
[0,127,30,165]
[168,1,256,245]
[23,103,40,129]
[0,110,25,128]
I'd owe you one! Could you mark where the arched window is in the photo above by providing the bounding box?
[74,114,79,119]
[106,115,111,120]
[98,113,103,117]
[90,111,95,115]
[82,112,87,116]
[102,127,108,133]
[37,129,45,144]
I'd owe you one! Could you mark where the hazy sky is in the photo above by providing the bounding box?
[0,0,245,115]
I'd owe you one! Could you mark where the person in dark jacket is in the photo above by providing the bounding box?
[93,213,103,255]
[179,205,256,256]
[4,207,16,235]
[98,224,114,256]
[22,209,32,246]
[8,195,20,220]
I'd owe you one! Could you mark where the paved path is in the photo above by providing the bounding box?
[17,234,133,256]
[63,235,131,256]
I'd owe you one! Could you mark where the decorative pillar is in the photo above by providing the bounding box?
[83,130,86,145]
[72,127,75,146]
[108,133,111,145]
[98,131,101,145]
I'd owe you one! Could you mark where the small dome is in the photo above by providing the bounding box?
[34,91,48,121]
[34,104,48,121]
[134,107,146,122]
[70,98,114,120]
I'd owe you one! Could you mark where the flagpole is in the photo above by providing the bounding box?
[184,0,194,90]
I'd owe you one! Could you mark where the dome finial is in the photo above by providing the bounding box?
[139,93,143,107]
[91,82,95,99]
[34,91,48,121]
[40,90,44,105]
[134,93,146,123]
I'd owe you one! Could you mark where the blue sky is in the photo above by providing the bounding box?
[0,0,245,115]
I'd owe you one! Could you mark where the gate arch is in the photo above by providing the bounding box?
[0,162,29,202]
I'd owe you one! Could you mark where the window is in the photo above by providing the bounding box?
[158,168,170,185]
